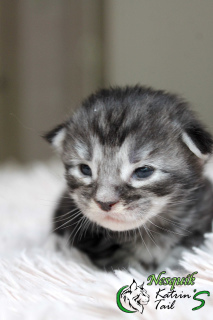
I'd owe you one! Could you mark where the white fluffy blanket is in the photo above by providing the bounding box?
[1,161,213,319]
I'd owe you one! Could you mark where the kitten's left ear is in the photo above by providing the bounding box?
[42,123,67,153]
[182,121,213,160]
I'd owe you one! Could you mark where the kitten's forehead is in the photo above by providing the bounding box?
[76,136,156,168]
[71,99,180,151]
[67,130,174,168]
[92,137,128,168]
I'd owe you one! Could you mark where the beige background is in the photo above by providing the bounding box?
[0,0,103,162]
[104,0,213,129]
[1,0,213,163]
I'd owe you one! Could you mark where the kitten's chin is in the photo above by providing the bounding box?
[97,216,143,232]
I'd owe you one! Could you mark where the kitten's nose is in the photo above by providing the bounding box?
[95,200,119,212]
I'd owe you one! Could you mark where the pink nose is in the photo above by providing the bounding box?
[95,200,119,212]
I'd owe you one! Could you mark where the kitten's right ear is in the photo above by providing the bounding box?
[42,123,66,153]
[182,121,213,160]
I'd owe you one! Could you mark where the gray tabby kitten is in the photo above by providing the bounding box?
[44,86,213,270]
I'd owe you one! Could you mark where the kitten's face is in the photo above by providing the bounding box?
[45,87,212,232]
[63,136,181,232]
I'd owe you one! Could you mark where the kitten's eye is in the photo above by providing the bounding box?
[80,164,92,177]
[133,166,154,179]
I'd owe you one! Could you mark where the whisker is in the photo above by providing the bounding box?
[64,216,85,247]
[70,216,87,246]
[137,226,152,258]
[82,219,91,238]
[143,225,160,249]
[157,213,186,226]
[147,218,186,236]
[52,210,82,232]
[59,218,82,231]
[156,214,191,233]
[144,226,171,237]
[79,217,90,241]
[53,210,81,227]
[53,207,80,222]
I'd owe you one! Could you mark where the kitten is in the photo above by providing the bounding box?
[44,85,213,270]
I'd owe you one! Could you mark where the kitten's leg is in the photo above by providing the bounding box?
[155,245,190,272]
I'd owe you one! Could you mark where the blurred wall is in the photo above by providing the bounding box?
[104,0,213,131]
[1,0,213,163]
[0,0,103,163]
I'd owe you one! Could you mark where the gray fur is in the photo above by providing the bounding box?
[44,85,213,270]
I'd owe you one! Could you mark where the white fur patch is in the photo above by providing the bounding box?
[83,199,139,232]
[182,132,208,159]
[68,166,92,185]
[74,141,88,159]
[117,140,130,179]
[52,128,66,152]
[84,193,170,232]
[90,140,103,180]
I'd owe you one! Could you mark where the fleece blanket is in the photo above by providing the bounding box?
[0,160,213,319]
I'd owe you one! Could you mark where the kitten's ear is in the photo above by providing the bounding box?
[182,122,213,160]
[43,123,66,152]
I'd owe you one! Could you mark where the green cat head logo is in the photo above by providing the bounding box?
[117,279,150,314]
